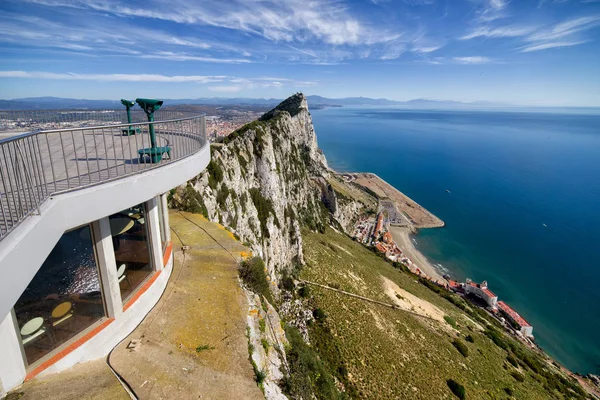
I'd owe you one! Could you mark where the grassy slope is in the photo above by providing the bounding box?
[300,227,579,400]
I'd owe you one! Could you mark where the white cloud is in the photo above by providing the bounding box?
[453,56,493,64]
[139,52,251,63]
[0,71,227,83]
[34,0,402,47]
[208,85,243,93]
[0,71,320,91]
[460,25,537,40]
[526,15,600,42]
[517,15,600,52]
[520,40,587,52]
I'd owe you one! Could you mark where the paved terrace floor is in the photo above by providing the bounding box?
[8,211,263,400]
[0,126,201,235]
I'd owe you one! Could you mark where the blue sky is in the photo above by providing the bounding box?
[1,0,599,106]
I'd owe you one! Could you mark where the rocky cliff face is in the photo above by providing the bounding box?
[171,94,365,281]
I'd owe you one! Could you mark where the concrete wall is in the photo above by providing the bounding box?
[0,311,27,395]
[0,143,208,322]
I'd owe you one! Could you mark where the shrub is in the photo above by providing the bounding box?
[207,159,224,189]
[313,308,327,321]
[261,338,269,353]
[253,363,267,384]
[178,184,208,218]
[511,371,525,382]
[484,328,508,350]
[216,184,230,208]
[282,276,295,291]
[259,318,266,333]
[504,387,514,396]
[447,379,466,400]
[465,334,475,343]
[444,315,457,328]
[298,285,310,298]
[452,339,469,357]
[195,344,214,352]
[282,325,341,399]
[507,355,518,368]
[249,188,280,238]
[238,257,273,304]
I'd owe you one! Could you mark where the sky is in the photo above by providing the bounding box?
[1,0,599,106]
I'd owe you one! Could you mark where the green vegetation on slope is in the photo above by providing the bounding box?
[297,227,585,400]
[238,257,273,305]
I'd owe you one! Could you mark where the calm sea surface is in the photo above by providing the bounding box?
[311,106,600,375]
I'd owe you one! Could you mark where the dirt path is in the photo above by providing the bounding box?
[108,211,263,400]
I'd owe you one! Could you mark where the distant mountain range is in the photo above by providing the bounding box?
[0,95,595,110]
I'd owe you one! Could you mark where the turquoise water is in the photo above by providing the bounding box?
[310,106,600,375]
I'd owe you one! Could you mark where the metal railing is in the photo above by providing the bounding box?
[0,109,200,134]
[0,112,207,239]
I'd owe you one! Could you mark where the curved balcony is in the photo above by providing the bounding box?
[0,111,207,239]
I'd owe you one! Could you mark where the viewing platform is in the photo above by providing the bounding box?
[0,109,207,239]
[0,105,211,395]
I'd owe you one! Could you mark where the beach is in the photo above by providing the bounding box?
[389,226,445,282]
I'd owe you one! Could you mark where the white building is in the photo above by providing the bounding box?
[464,279,498,309]
[498,301,534,338]
[0,107,209,395]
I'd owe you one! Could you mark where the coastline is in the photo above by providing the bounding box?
[342,170,446,283]
[389,226,445,282]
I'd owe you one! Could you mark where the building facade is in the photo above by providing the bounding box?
[464,279,498,309]
[0,110,209,395]
[497,301,534,337]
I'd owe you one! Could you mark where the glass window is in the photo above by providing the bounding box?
[14,225,105,366]
[110,203,153,302]
[157,196,166,250]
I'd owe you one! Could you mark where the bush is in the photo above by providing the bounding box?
[261,338,269,353]
[207,159,224,189]
[444,315,457,328]
[249,188,280,238]
[504,387,514,396]
[298,285,310,298]
[282,276,295,291]
[259,318,266,333]
[507,355,518,368]
[447,379,466,400]
[253,363,267,384]
[511,371,525,382]
[178,184,208,218]
[465,334,475,343]
[282,325,342,399]
[452,339,469,357]
[238,257,273,304]
[484,328,508,350]
[216,184,230,208]
[313,308,327,321]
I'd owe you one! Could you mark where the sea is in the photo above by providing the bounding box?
[310,106,600,375]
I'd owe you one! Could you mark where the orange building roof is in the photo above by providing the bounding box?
[498,301,531,328]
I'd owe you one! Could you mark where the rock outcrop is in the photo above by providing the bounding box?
[171,93,366,282]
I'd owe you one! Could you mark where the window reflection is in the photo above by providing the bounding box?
[14,225,105,366]
[110,203,153,302]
